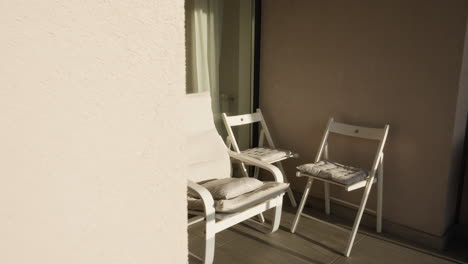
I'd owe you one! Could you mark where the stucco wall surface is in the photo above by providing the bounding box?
[0,1,187,263]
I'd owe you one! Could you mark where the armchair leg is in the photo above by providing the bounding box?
[271,196,283,233]
[344,179,373,257]
[204,233,215,264]
[242,197,283,234]
[291,178,314,233]
[204,211,216,264]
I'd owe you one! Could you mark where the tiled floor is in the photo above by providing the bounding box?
[189,205,466,264]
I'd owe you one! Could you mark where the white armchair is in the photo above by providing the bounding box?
[186,93,288,264]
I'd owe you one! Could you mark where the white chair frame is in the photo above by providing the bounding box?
[188,150,285,264]
[290,118,389,257]
[221,109,297,208]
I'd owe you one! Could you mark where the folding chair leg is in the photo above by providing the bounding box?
[240,162,265,222]
[242,161,264,226]
[377,158,384,233]
[256,213,266,223]
[251,165,265,223]
[239,162,250,178]
[291,178,314,233]
[253,166,260,179]
[277,162,297,207]
[344,179,374,257]
[324,182,330,215]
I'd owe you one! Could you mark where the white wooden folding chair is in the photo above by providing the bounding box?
[186,93,287,264]
[221,109,298,208]
[290,118,389,257]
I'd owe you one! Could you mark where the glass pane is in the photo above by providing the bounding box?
[219,0,253,149]
[185,0,255,149]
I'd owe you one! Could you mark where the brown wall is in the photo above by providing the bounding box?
[260,0,468,236]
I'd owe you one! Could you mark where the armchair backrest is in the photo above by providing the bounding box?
[185,92,231,182]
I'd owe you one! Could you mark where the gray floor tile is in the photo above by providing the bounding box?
[189,221,246,243]
[189,204,460,264]
[188,222,249,257]
[332,235,456,264]
[265,206,365,255]
[212,229,323,264]
[189,231,315,264]
[189,209,343,263]
[227,220,339,263]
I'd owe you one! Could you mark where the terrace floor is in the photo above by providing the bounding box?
[188,203,468,264]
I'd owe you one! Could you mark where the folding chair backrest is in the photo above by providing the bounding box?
[317,118,389,175]
[184,92,231,182]
[222,109,276,152]
[223,112,263,127]
[329,121,387,141]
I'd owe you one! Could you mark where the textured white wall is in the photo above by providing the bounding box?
[0,1,187,263]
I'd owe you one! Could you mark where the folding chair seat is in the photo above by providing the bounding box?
[290,118,389,257]
[222,109,298,208]
[241,147,298,163]
[297,161,368,186]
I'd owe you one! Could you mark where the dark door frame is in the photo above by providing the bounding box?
[252,0,262,148]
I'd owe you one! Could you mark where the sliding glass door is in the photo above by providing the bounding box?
[186,0,256,150]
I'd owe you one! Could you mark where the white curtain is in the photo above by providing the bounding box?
[190,0,224,133]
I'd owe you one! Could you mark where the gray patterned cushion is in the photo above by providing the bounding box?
[188,182,289,213]
[297,161,368,185]
[188,177,263,200]
[241,147,296,162]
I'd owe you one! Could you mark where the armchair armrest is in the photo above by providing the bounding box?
[188,180,215,217]
[228,150,284,183]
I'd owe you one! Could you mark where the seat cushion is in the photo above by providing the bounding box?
[297,161,368,185]
[241,147,296,162]
[188,177,264,200]
[188,182,289,213]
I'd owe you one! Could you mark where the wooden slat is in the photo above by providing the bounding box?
[329,121,386,141]
[224,112,263,127]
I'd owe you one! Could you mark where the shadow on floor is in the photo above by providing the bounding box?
[189,204,468,264]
